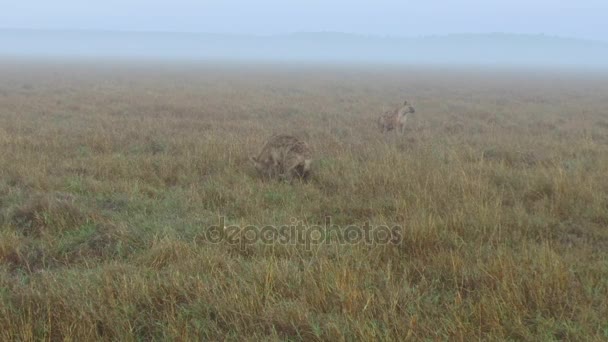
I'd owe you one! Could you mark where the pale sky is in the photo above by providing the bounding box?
[2,0,607,41]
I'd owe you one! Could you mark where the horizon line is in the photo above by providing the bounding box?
[1,26,606,44]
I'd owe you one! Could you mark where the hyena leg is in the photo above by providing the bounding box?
[280,166,297,183]
[399,123,405,134]
[400,116,409,134]
[291,164,308,182]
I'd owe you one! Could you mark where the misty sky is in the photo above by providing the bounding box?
[2,0,607,41]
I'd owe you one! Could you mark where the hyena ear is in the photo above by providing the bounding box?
[403,100,409,105]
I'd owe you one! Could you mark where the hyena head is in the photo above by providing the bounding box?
[249,155,263,172]
[400,100,416,117]
[249,155,275,179]
[292,158,312,181]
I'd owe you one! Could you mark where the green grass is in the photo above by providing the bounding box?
[0,61,607,340]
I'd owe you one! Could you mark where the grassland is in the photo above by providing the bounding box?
[1,61,607,340]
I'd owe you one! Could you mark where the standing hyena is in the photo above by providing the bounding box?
[250,134,313,182]
[378,100,416,134]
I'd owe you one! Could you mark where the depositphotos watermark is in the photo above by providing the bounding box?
[201,217,402,250]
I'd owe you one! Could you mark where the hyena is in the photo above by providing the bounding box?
[378,100,416,134]
[250,134,312,182]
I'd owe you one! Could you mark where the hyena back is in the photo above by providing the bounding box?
[378,100,416,134]
[250,134,312,182]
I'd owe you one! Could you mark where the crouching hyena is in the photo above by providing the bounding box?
[250,134,312,182]
[378,100,416,134]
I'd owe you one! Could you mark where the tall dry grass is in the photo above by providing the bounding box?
[1,61,607,340]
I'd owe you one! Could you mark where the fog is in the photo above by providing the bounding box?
[2,29,608,69]
[2,0,608,68]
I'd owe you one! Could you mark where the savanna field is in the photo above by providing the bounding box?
[1,61,607,340]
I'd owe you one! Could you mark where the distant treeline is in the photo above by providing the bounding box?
[1,29,607,67]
